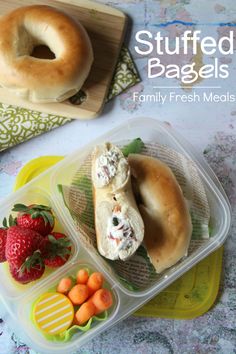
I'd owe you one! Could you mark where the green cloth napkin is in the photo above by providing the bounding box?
[0,47,140,152]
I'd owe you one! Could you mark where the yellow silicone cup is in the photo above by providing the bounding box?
[33,292,74,335]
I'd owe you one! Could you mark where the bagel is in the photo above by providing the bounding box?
[0,5,93,103]
[128,153,192,273]
[92,143,144,261]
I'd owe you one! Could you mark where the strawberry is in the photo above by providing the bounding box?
[0,215,17,263]
[0,229,7,262]
[6,226,45,284]
[43,232,71,268]
[9,256,45,284]
[12,204,55,236]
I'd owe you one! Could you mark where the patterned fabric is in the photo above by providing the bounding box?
[106,47,140,101]
[0,107,71,151]
[0,47,140,152]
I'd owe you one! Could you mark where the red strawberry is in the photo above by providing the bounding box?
[43,232,71,268]
[0,215,17,263]
[9,257,45,284]
[0,228,7,262]
[6,226,43,270]
[12,204,55,236]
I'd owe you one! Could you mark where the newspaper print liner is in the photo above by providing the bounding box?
[59,142,210,291]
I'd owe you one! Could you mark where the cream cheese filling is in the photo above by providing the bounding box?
[95,148,120,186]
[107,206,136,252]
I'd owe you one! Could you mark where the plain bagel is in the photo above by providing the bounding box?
[0,5,93,102]
[128,153,192,273]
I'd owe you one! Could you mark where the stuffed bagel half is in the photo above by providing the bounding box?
[91,143,144,261]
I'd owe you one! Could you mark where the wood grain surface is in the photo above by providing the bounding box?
[0,0,127,119]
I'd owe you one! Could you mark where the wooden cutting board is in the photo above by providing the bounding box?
[0,0,127,119]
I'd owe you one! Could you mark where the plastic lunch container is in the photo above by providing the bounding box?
[0,118,231,353]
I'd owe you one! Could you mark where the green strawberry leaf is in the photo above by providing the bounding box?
[20,250,44,275]
[36,205,52,211]
[48,235,71,248]
[41,212,49,226]
[48,247,71,260]
[2,217,7,228]
[2,215,16,228]
[48,235,57,243]
[31,205,52,212]
[31,211,41,219]
[9,214,17,226]
[43,211,54,227]
[12,203,28,212]
[29,209,54,227]
[46,235,71,259]
[12,204,53,223]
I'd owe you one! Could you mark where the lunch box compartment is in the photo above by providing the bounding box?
[50,118,231,297]
[0,186,79,300]
[17,260,120,353]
